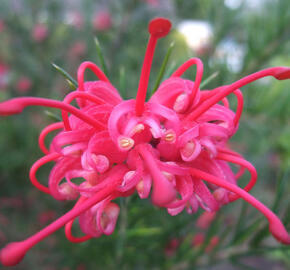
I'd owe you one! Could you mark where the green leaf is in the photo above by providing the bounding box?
[94,37,109,76]
[230,256,259,270]
[126,227,162,237]
[66,79,77,90]
[272,170,289,212]
[152,42,175,94]
[230,202,249,244]
[119,66,126,97]
[52,63,78,88]
[200,71,219,89]
[231,218,263,246]
[44,110,62,122]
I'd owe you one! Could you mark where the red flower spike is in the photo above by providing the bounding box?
[0,17,290,266]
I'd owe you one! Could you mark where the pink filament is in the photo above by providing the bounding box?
[187,67,290,121]
[216,152,257,200]
[29,152,61,194]
[0,179,121,266]
[217,147,246,179]
[190,168,290,244]
[39,122,64,154]
[221,97,229,108]
[0,97,105,130]
[233,89,243,126]
[77,61,110,107]
[62,91,106,131]
[171,58,203,106]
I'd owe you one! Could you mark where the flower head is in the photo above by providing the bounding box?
[0,63,10,91]
[32,23,48,43]
[0,19,5,33]
[1,17,290,266]
[16,77,32,93]
[93,10,112,31]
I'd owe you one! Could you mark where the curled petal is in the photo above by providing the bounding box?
[61,142,86,157]
[49,157,81,200]
[87,131,127,164]
[50,129,94,153]
[118,170,141,192]
[108,99,135,143]
[166,175,193,210]
[97,202,120,235]
[200,138,217,158]
[158,161,189,176]
[180,139,202,162]
[193,179,219,212]
[147,102,180,134]
[79,203,103,237]
[80,81,122,106]
[178,125,199,147]
[136,174,152,199]
[150,78,200,112]
[167,205,186,216]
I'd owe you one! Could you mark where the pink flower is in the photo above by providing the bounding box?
[144,0,160,8]
[0,197,23,209]
[0,230,7,244]
[68,11,84,30]
[38,211,57,225]
[93,10,112,31]
[16,77,32,93]
[0,18,290,266]
[192,233,219,253]
[0,63,10,90]
[0,20,5,32]
[32,23,48,42]
[192,233,205,247]
[76,264,86,270]
[196,211,216,230]
[164,238,180,257]
[68,41,87,59]
[205,236,219,253]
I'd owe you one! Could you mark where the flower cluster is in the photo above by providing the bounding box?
[0,18,290,266]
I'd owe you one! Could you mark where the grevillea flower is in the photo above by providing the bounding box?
[0,63,10,91]
[92,10,112,31]
[32,23,48,43]
[68,41,87,59]
[16,77,32,93]
[0,18,290,266]
[0,19,5,32]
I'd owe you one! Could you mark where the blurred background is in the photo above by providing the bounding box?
[0,0,290,269]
